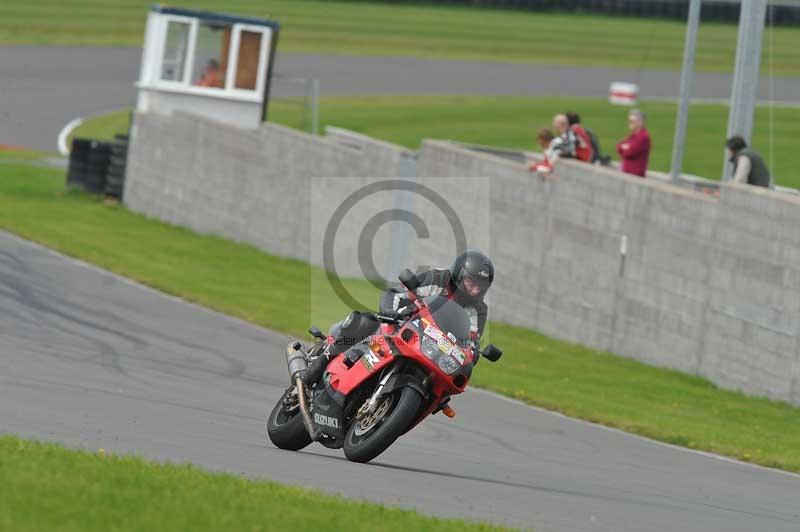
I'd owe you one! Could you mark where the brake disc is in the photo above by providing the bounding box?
[353,394,393,436]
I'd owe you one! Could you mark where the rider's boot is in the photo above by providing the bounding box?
[297,326,329,386]
[300,344,330,386]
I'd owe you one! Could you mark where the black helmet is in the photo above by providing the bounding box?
[450,250,494,301]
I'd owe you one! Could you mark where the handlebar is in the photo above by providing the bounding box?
[375,313,403,324]
[375,304,416,324]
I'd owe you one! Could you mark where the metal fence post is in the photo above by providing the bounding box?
[301,77,309,132]
[722,0,768,182]
[385,153,419,287]
[311,79,320,136]
[670,0,701,183]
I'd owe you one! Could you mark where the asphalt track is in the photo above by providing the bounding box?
[1,46,799,151]
[2,229,799,532]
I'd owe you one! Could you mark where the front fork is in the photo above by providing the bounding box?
[358,364,398,418]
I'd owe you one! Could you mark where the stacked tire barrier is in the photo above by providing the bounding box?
[85,140,112,194]
[105,135,129,200]
[66,138,91,188]
[66,136,128,199]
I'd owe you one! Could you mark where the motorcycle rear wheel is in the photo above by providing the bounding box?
[343,386,422,463]
[267,387,312,451]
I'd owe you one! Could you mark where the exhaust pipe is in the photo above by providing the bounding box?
[286,342,319,440]
[296,376,319,441]
[286,342,307,380]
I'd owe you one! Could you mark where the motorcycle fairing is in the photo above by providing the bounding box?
[326,340,395,396]
[311,380,346,440]
[392,312,472,397]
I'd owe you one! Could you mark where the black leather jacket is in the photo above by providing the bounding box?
[382,268,488,340]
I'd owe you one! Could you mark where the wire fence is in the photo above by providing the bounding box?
[269,75,320,135]
[331,0,800,25]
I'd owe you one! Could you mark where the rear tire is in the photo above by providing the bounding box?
[267,388,312,451]
[343,386,422,463]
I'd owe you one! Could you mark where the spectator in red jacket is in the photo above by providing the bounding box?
[616,109,651,177]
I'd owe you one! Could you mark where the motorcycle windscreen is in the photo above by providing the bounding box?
[422,295,471,349]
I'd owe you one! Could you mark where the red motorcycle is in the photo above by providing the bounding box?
[267,269,503,463]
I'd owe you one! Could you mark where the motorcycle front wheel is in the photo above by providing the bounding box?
[267,387,312,451]
[343,386,422,463]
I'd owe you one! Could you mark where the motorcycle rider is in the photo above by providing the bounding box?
[308,250,494,376]
[382,249,493,356]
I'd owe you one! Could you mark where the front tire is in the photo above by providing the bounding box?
[267,388,312,451]
[343,386,422,463]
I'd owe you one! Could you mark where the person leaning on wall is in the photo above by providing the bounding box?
[564,111,596,164]
[566,111,610,166]
[616,108,651,178]
[552,114,577,161]
[530,127,564,176]
[725,135,771,188]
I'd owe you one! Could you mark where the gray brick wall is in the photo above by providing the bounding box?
[125,112,800,406]
[125,112,410,275]
[417,140,800,405]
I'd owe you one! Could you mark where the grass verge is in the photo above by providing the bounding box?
[75,96,800,188]
[0,147,56,161]
[1,1,799,74]
[0,435,510,532]
[68,109,133,146]
[1,163,799,473]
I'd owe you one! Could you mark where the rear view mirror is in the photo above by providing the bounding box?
[398,268,421,292]
[482,344,503,362]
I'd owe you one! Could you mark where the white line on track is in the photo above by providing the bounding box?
[4,228,800,482]
[472,387,800,481]
[57,117,84,156]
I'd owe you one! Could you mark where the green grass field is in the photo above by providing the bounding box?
[0,148,55,161]
[1,1,798,74]
[70,109,133,143]
[72,96,800,188]
[0,435,511,532]
[2,162,799,473]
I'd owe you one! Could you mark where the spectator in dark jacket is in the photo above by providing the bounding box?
[616,109,651,177]
[726,135,771,188]
[564,111,595,163]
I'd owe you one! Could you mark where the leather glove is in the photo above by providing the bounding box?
[470,333,481,366]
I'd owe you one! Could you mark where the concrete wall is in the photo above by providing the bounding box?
[125,111,800,405]
[125,112,412,276]
[417,140,800,405]
[136,88,264,130]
